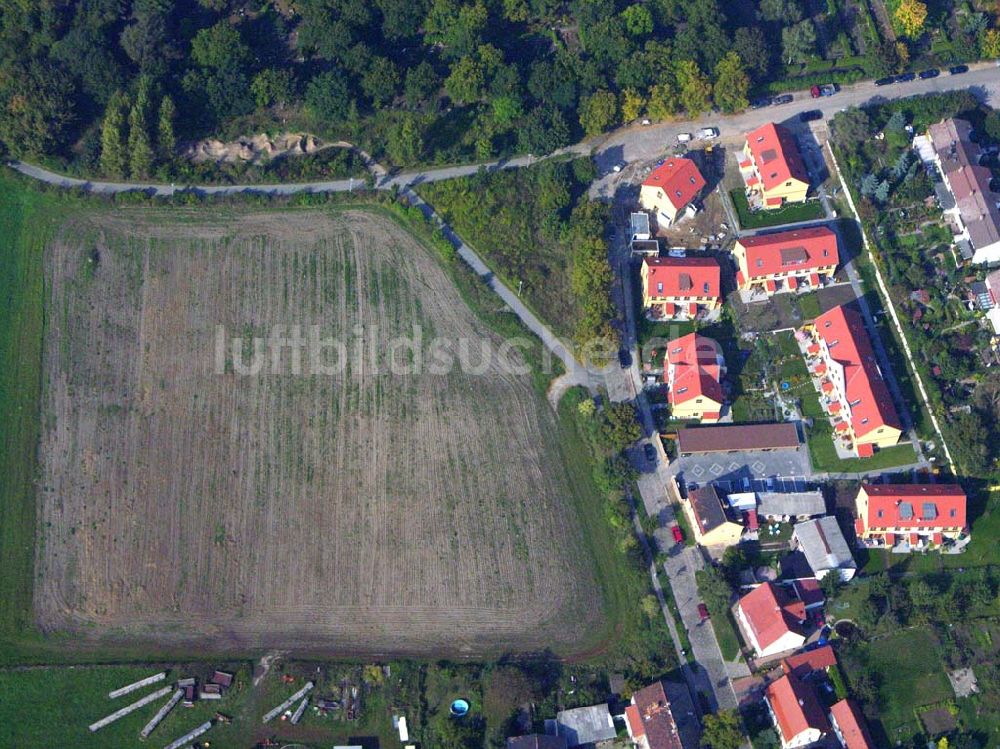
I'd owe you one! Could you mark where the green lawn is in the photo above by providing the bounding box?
[798,291,822,320]
[806,418,919,473]
[843,628,953,743]
[711,611,744,662]
[729,189,826,230]
[0,177,59,651]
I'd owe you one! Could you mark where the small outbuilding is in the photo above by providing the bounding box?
[555,703,617,747]
[792,516,856,581]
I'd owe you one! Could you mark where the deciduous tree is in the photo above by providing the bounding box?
[894,0,927,38]
[621,88,645,121]
[675,60,712,117]
[621,4,653,37]
[701,710,744,749]
[713,51,749,114]
[782,19,816,63]
[578,90,619,135]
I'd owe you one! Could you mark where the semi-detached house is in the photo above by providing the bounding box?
[765,672,829,749]
[735,581,807,659]
[739,122,811,209]
[733,226,839,297]
[854,483,967,551]
[664,333,725,423]
[640,257,721,320]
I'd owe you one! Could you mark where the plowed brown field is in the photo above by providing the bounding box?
[34,207,603,656]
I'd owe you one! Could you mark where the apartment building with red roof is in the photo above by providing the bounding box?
[624,681,690,749]
[806,305,902,456]
[739,123,811,209]
[664,333,725,423]
[639,158,707,228]
[765,672,830,749]
[854,483,967,551]
[733,226,839,297]
[829,699,876,749]
[735,581,807,658]
[640,257,721,321]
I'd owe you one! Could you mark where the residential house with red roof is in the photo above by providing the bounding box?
[781,645,837,680]
[739,123,811,209]
[640,257,721,320]
[624,681,690,749]
[854,483,967,550]
[735,581,807,659]
[805,305,902,456]
[665,333,725,423]
[765,672,830,749]
[829,699,876,749]
[928,118,1000,265]
[639,158,707,228]
[733,227,839,297]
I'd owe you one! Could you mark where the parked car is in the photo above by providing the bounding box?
[677,132,693,143]
[643,443,657,464]
[948,65,969,75]
[874,76,895,86]
[618,348,631,368]
[697,127,719,139]
[672,525,684,544]
[765,477,776,492]
[641,118,652,126]
[918,68,940,79]
[611,162,625,173]
[799,109,823,122]
[895,72,916,82]
[772,94,793,105]
[750,97,771,109]
[697,603,710,622]
[810,83,837,97]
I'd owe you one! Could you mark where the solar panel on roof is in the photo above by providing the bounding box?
[899,502,914,520]
[922,502,937,520]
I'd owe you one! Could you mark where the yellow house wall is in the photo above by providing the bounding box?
[760,177,810,206]
[700,521,744,547]
[671,395,723,422]
[855,424,902,450]
[639,184,679,224]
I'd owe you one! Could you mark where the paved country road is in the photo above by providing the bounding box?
[9,63,1000,197]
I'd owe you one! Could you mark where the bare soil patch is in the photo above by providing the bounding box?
[34,207,603,656]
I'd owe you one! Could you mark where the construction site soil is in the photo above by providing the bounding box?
[33,207,604,656]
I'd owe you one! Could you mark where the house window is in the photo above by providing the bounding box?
[756,258,764,267]
[678,386,688,394]
[860,417,869,424]
[950,509,957,518]
[657,282,663,294]
[877,509,884,518]
[703,282,710,294]
[785,181,792,186]
[822,249,828,257]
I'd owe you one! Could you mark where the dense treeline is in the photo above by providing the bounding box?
[4,0,990,177]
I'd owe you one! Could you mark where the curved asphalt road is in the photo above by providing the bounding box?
[10,62,1000,197]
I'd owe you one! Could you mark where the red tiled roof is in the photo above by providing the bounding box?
[624,705,645,740]
[828,401,841,414]
[745,122,811,192]
[642,158,706,214]
[809,272,820,287]
[666,333,724,407]
[792,577,824,609]
[857,442,874,458]
[861,484,967,530]
[813,305,901,440]
[933,532,943,545]
[766,279,777,292]
[736,227,839,282]
[885,532,895,546]
[830,699,876,749]
[631,681,685,749]
[738,582,806,652]
[788,276,798,290]
[782,644,836,678]
[766,196,784,206]
[766,673,830,742]
[643,257,721,301]
[746,509,759,531]
[676,423,800,453]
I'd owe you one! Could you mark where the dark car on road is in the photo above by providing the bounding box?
[799,109,823,122]
[874,76,895,86]
[750,97,771,109]
[918,69,940,79]
[618,348,631,368]
[949,65,969,75]
[697,603,710,622]
[643,443,657,464]
[896,72,916,82]
[771,94,793,105]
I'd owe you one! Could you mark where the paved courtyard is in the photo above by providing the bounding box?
[671,447,813,492]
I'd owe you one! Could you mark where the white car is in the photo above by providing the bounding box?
[676,132,693,143]
[697,127,719,139]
